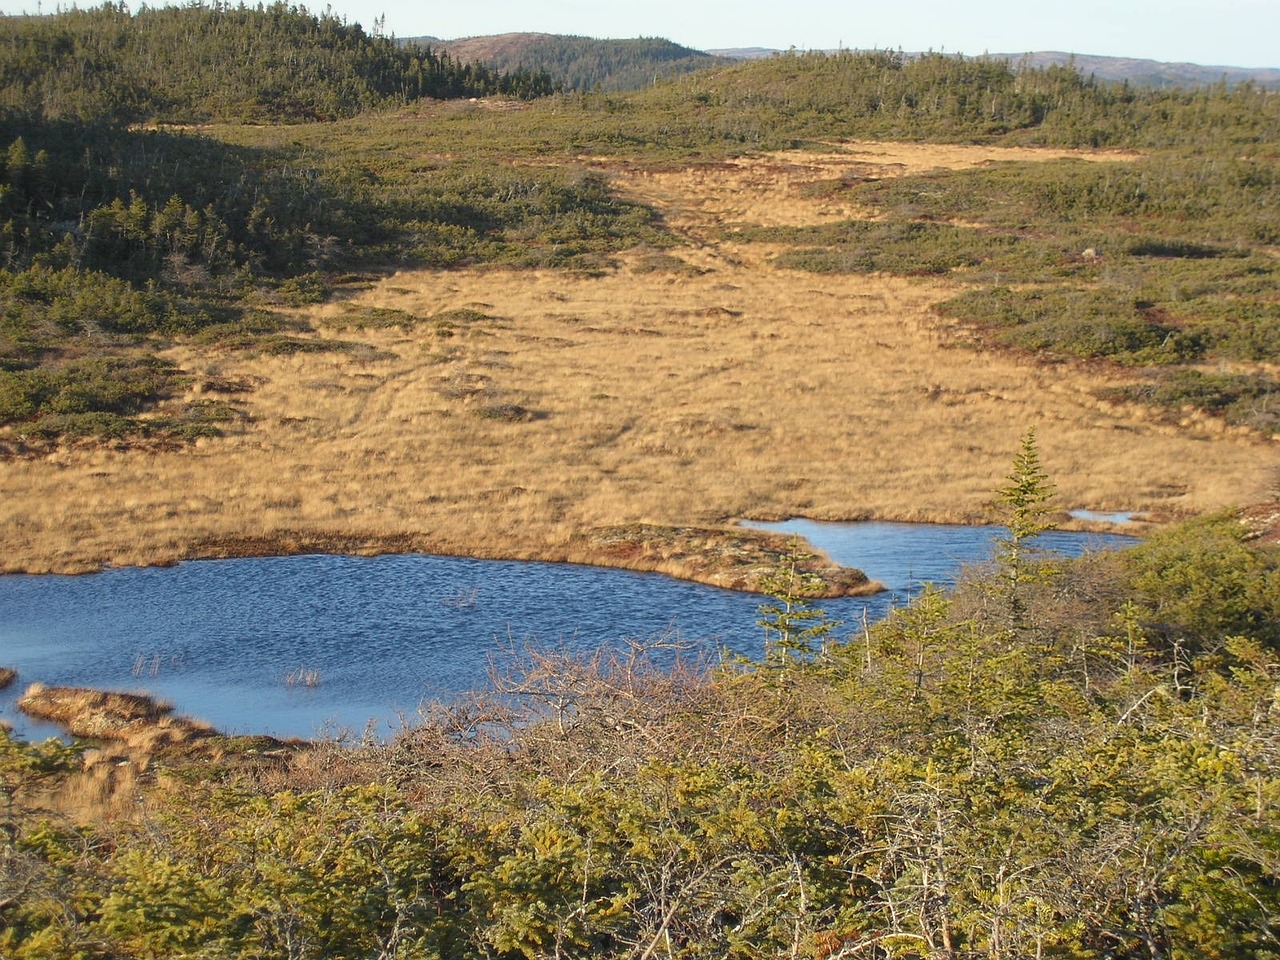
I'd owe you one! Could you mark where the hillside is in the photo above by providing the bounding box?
[710,46,1280,88]
[1010,51,1280,89]
[2,40,1279,576]
[405,32,732,92]
[0,2,550,123]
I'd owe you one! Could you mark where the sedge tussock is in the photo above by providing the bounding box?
[0,142,1272,577]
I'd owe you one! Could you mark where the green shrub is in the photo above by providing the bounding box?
[29,410,136,439]
[1120,512,1280,650]
[1099,368,1280,435]
[937,286,1205,364]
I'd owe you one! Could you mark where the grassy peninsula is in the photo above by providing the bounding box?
[2,5,1280,957]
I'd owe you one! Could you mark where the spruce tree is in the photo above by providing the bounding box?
[756,544,839,665]
[994,427,1058,634]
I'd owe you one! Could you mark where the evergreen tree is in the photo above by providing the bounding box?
[756,545,839,665]
[994,427,1058,633]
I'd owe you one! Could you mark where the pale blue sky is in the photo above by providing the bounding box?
[3,0,1278,68]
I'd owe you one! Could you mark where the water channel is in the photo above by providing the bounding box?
[0,520,1137,741]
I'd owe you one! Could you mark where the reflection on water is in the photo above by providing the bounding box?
[0,522,1136,740]
[1069,509,1140,525]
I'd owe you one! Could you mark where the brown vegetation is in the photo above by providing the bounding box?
[8,689,311,828]
[0,142,1273,583]
[17,683,213,744]
[11,684,306,821]
[0,667,16,690]
[577,523,879,595]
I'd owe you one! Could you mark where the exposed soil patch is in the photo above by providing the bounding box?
[1242,498,1280,544]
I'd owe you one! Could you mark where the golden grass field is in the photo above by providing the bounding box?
[2,141,1275,584]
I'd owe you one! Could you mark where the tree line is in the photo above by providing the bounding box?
[3,14,1279,442]
[633,48,1280,150]
[422,34,733,94]
[0,2,554,124]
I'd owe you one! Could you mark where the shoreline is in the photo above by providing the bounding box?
[0,509,1152,752]
[0,522,885,597]
[0,511,1154,595]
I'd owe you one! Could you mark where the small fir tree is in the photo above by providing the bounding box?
[756,545,839,665]
[994,427,1058,634]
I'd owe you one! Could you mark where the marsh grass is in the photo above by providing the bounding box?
[17,683,213,744]
[1,143,1272,578]
[759,150,1280,431]
[285,667,322,689]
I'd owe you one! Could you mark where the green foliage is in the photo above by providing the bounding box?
[0,75,663,445]
[764,219,1013,276]
[631,49,1280,151]
[5,24,1279,447]
[760,151,1280,431]
[0,266,185,344]
[0,727,81,796]
[755,546,840,664]
[937,285,1209,364]
[6,510,1280,957]
[1099,368,1280,435]
[0,354,178,437]
[992,428,1059,634]
[0,731,93,960]
[1120,511,1280,652]
[97,784,468,959]
[0,3,552,125]
[3,37,1280,955]
[853,155,1280,245]
[422,35,732,94]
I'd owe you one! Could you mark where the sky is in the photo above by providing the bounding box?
[2,0,1278,68]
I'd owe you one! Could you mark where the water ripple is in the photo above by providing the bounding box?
[0,523,1135,740]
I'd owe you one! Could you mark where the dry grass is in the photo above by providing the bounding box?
[0,141,1274,581]
[11,684,304,823]
[17,683,214,743]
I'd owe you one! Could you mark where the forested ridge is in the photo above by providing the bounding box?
[0,2,553,123]
[2,16,1279,444]
[420,34,732,94]
[0,4,629,446]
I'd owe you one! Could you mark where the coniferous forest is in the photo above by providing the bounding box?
[2,5,1280,958]
[416,34,732,94]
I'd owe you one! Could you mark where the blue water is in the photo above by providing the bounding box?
[0,522,1135,741]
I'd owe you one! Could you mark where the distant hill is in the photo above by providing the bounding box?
[1007,52,1280,90]
[708,47,1280,89]
[402,33,732,93]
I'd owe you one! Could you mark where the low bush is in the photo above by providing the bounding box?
[1099,368,1280,435]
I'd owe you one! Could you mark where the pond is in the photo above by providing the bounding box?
[0,521,1136,741]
